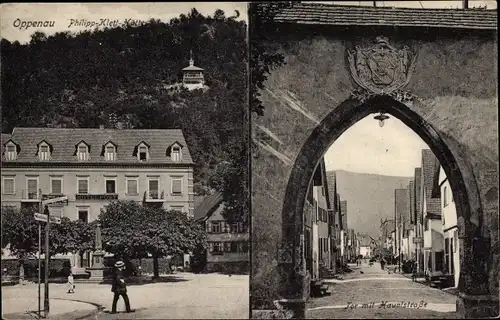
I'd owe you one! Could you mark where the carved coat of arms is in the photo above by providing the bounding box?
[347,36,418,95]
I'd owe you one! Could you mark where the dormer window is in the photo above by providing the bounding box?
[4,142,17,161]
[167,142,183,162]
[135,141,150,162]
[102,141,117,161]
[37,141,51,161]
[76,142,90,161]
[171,146,181,161]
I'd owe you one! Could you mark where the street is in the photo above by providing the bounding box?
[306,262,458,319]
[2,273,249,319]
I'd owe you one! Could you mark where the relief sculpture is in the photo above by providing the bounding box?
[347,36,418,101]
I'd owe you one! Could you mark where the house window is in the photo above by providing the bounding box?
[39,145,50,161]
[148,179,159,199]
[77,178,89,194]
[50,177,63,194]
[27,178,38,199]
[230,223,239,233]
[211,222,221,233]
[2,177,15,195]
[212,242,222,254]
[138,146,148,161]
[443,186,448,207]
[171,178,182,195]
[171,147,181,162]
[77,145,89,161]
[230,242,238,253]
[105,179,116,194]
[240,242,249,253]
[78,209,89,223]
[105,145,115,161]
[126,178,138,194]
[444,238,449,274]
[5,145,17,160]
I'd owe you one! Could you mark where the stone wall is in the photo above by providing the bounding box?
[251,25,498,317]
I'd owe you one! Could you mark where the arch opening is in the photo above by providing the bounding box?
[281,95,482,295]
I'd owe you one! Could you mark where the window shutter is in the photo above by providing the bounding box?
[209,242,214,253]
[172,179,182,194]
[51,179,62,194]
[206,221,211,233]
[4,179,14,194]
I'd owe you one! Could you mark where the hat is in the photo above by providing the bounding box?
[114,261,125,268]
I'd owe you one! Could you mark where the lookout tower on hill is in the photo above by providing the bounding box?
[182,50,205,91]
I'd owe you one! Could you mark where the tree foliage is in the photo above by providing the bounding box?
[99,200,207,276]
[1,9,247,221]
[1,206,96,258]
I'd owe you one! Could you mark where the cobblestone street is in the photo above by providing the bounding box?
[2,273,249,319]
[306,262,458,319]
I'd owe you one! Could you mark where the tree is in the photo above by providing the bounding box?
[1,206,93,282]
[99,200,207,278]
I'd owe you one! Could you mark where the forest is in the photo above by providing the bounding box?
[1,8,248,222]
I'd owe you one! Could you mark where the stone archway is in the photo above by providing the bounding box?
[250,6,498,318]
[280,94,496,318]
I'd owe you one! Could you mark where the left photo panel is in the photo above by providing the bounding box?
[1,3,249,319]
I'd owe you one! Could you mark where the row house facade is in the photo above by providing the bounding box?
[194,192,249,273]
[433,165,460,287]
[304,159,333,281]
[1,127,195,270]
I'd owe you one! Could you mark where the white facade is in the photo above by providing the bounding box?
[359,245,371,258]
[439,166,460,287]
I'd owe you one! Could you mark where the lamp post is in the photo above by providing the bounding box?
[43,205,50,316]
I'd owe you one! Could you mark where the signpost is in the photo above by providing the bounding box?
[34,194,66,318]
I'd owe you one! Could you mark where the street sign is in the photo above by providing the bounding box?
[42,196,68,205]
[34,213,61,224]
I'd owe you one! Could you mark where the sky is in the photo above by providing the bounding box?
[0,2,248,44]
[324,114,429,177]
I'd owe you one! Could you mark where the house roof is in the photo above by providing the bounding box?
[272,3,497,30]
[431,159,442,198]
[421,149,441,215]
[193,192,223,221]
[182,65,204,71]
[3,127,194,164]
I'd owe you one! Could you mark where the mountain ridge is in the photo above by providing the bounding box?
[327,169,413,238]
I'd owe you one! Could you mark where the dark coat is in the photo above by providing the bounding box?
[111,270,127,293]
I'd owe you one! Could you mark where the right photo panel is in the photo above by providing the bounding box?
[249,1,498,319]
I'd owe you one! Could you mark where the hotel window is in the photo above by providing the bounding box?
[78,209,89,223]
[27,178,38,199]
[171,177,182,195]
[126,178,138,195]
[77,145,89,161]
[38,145,50,161]
[148,179,159,199]
[138,145,148,161]
[50,177,63,194]
[171,146,181,162]
[77,177,89,194]
[5,144,17,160]
[2,177,15,195]
[443,186,448,207]
[105,178,116,194]
[105,145,116,161]
[211,222,221,233]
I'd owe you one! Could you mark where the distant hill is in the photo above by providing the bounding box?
[327,170,412,238]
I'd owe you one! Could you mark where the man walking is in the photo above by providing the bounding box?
[111,261,135,314]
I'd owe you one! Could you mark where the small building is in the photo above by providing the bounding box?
[194,192,249,274]
[182,50,205,91]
